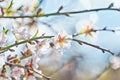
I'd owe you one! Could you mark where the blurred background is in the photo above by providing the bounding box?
[1,0,120,80]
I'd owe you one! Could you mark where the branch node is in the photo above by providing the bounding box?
[108,3,114,9]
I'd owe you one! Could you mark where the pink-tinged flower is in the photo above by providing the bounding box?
[20,55,39,69]
[37,40,50,53]
[24,69,42,80]
[21,0,39,15]
[12,67,24,79]
[24,71,34,80]
[76,19,97,37]
[53,31,72,49]
[80,26,94,36]
[110,56,120,70]
[12,26,31,40]
[21,48,33,57]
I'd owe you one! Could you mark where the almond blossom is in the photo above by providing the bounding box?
[53,30,72,49]
[12,67,24,80]
[12,26,31,40]
[36,40,50,54]
[80,26,94,36]
[76,19,97,37]
[21,0,39,15]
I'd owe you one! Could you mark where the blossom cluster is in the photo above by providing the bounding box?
[0,26,72,80]
[0,0,43,16]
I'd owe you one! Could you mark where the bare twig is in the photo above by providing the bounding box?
[5,62,51,80]
[73,27,120,37]
[0,8,120,18]
[72,38,115,55]
[0,36,53,54]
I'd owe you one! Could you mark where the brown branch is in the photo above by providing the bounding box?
[72,39,115,55]
[5,62,51,80]
[0,8,120,18]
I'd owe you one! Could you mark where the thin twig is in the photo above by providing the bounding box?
[73,27,120,37]
[0,36,53,54]
[5,62,51,80]
[0,8,120,18]
[0,35,116,55]
[72,38,115,55]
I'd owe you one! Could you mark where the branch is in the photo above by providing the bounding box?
[73,27,120,37]
[72,38,115,55]
[0,34,116,55]
[5,62,51,80]
[0,36,53,53]
[0,8,120,18]
[92,27,120,32]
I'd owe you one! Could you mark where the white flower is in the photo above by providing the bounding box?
[0,56,5,68]
[76,19,97,36]
[53,30,72,49]
[20,58,29,66]
[21,0,39,15]
[75,19,98,42]
[110,56,120,70]
[12,26,31,40]
[12,67,24,79]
